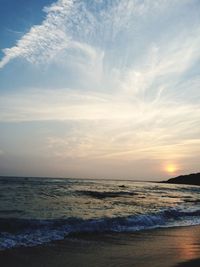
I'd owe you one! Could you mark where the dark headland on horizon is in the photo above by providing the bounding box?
[0,173,200,185]
[162,172,200,186]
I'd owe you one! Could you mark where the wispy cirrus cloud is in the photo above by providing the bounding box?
[1,86,199,164]
[0,0,191,68]
[0,0,101,68]
[43,101,200,163]
[0,0,75,68]
[0,0,200,178]
[0,1,64,67]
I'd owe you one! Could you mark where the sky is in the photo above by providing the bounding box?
[0,0,199,180]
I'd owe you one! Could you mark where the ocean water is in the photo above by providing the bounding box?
[0,177,200,250]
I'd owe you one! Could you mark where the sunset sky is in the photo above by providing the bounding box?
[0,0,199,180]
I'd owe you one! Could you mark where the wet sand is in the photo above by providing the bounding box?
[0,225,200,267]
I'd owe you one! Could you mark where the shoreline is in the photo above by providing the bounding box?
[1,225,200,267]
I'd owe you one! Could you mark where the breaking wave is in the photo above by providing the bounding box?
[1,208,200,250]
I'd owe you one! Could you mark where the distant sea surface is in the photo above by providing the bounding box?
[0,177,200,250]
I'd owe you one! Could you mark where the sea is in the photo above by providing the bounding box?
[0,177,200,250]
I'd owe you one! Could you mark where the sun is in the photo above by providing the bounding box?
[165,164,177,174]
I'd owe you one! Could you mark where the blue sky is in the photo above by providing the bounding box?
[0,0,200,179]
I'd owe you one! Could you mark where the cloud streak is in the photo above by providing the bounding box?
[1,87,199,164]
[0,0,191,68]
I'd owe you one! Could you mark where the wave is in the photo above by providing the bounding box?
[0,210,24,215]
[1,208,200,250]
[183,199,200,204]
[76,190,136,199]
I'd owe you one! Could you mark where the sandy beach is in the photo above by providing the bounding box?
[0,225,200,267]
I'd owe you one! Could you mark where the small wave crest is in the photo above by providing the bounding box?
[1,208,200,250]
[76,190,136,199]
